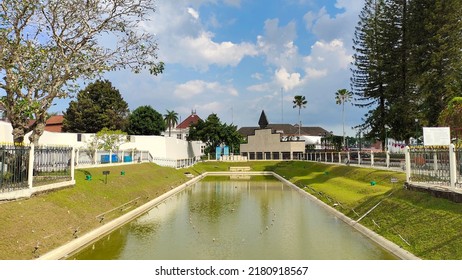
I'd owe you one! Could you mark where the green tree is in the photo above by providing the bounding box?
[438,97,462,134]
[164,110,179,137]
[63,80,129,133]
[408,0,462,127]
[335,89,353,149]
[87,128,127,154]
[352,0,462,144]
[127,106,165,136]
[292,95,307,136]
[0,0,163,144]
[351,0,389,142]
[187,114,243,154]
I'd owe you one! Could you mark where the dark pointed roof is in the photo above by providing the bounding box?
[258,110,269,129]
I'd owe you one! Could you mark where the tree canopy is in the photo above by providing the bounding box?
[438,97,462,135]
[127,105,165,136]
[62,80,129,133]
[351,0,462,143]
[187,113,243,154]
[335,89,352,149]
[0,0,163,144]
[292,95,307,136]
[164,110,179,137]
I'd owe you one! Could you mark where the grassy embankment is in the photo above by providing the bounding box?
[0,161,461,259]
[194,161,462,260]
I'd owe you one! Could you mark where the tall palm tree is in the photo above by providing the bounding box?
[335,89,353,149]
[164,110,179,137]
[292,95,307,136]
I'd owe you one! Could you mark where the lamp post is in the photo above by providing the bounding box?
[414,118,419,145]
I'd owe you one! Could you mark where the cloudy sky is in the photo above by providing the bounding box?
[54,0,365,136]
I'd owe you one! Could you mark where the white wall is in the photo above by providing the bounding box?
[0,121,203,160]
[0,121,14,143]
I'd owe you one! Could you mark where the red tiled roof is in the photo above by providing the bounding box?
[46,115,64,125]
[176,113,201,129]
[28,115,64,132]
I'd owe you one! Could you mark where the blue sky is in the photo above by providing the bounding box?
[52,0,366,136]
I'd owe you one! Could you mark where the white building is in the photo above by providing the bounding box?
[0,120,204,163]
[163,110,201,140]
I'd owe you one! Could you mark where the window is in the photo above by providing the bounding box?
[177,134,182,139]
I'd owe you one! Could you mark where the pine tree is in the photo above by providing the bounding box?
[351,0,390,141]
[408,0,462,126]
[351,0,462,143]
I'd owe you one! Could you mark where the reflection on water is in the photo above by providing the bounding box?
[72,176,396,260]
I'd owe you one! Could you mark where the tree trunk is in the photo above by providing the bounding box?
[29,121,46,145]
[12,127,26,145]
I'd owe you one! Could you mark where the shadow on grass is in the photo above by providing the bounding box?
[76,169,93,178]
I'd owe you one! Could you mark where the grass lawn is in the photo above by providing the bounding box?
[0,160,461,259]
[0,163,190,259]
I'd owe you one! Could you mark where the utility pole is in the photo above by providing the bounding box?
[281,87,283,124]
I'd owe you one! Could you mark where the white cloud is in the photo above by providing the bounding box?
[303,0,363,48]
[140,1,257,70]
[173,32,257,69]
[247,83,271,92]
[305,68,328,79]
[304,39,352,73]
[251,73,263,80]
[174,80,239,99]
[257,19,300,71]
[195,101,224,114]
[275,68,303,91]
[187,7,200,20]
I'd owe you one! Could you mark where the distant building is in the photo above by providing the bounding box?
[238,111,332,147]
[28,115,65,133]
[240,110,312,160]
[164,110,202,140]
[43,115,64,132]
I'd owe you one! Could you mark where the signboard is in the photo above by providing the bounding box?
[423,127,450,146]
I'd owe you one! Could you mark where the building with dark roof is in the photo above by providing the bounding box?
[238,111,332,146]
[240,110,313,160]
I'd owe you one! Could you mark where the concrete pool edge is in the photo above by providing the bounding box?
[38,171,419,260]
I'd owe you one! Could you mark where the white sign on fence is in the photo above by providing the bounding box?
[423,127,451,146]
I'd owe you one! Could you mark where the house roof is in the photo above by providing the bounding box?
[238,124,331,138]
[176,113,201,129]
[46,115,64,125]
[28,115,64,132]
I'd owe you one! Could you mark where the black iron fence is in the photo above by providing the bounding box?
[0,144,30,192]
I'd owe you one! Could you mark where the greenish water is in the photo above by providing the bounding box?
[72,176,396,260]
